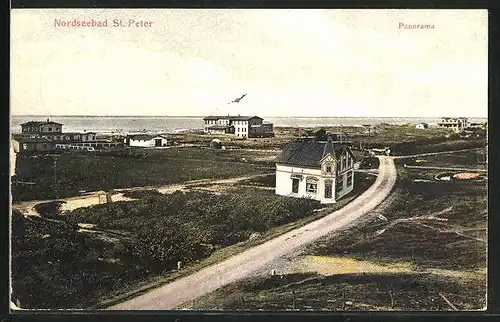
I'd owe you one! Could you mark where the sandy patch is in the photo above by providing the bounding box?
[288,256,413,276]
[58,193,134,213]
[157,185,185,194]
[60,196,102,212]
[77,223,96,229]
[282,255,485,281]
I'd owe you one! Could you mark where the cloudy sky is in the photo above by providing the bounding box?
[11,9,487,117]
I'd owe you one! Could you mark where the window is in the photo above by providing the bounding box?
[48,127,52,132]
[292,178,299,193]
[336,176,343,191]
[324,180,333,198]
[306,177,318,194]
[347,171,353,186]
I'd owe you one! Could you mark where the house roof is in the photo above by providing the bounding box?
[21,121,63,126]
[128,134,167,140]
[275,139,349,168]
[203,115,263,121]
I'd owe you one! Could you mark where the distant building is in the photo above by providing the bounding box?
[437,117,469,132]
[11,137,55,153]
[468,122,487,129]
[298,128,327,141]
[125,134,169,147]
[40,132,97,142]
[203,115,274,138]
[21,119,62,134]
[55,141,123,151]
[367,147,391,156]
[19,119,99,146]
[415,122,429,129]
[275,137,356,204]
[329,132,348,141]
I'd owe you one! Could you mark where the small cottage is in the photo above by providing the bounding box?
[125,134,169,147]
[11,137,55,153]
[275,137,356,204]
[415,123,429,129]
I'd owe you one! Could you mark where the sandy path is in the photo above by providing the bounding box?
[107,156,396,310]
[12,173,273,217]
[393,148,484,160]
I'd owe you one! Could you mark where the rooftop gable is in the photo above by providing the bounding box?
[275,140,350,168]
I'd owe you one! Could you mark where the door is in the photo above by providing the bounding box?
[324,180,332,198]
[155,139,162,147]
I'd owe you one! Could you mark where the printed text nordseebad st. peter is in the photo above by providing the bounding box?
[54,19,153,27]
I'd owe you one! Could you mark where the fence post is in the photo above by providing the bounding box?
[389,290,394,309]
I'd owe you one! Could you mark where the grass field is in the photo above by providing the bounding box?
[276,124,486,155]
[192,151,487,311]
[403,149,487,169]
[12,147,275,201]
[11,189,321,309]
[11,171,376,309]
[193,272,485,311]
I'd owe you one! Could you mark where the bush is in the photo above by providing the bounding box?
[121,189,163,199]
[34,201,65,219]
[66,191,321,267]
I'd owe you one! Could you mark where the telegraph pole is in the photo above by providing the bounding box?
[53,157,58,197]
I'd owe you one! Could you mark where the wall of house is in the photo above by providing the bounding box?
[11,140,20,153]
[81,134,97,141]
[39,124,62,133]
[336,170,354,199]
[275,164,338,204]
[235,120,249,137]
[10,144,16,177]
[129,137,167,147]
[208,129,227,135]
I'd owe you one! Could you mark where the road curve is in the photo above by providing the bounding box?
[108,156,397,310]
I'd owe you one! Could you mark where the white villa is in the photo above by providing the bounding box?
[203,115,274,138]
[437,117,469,132]
[275,137,356,204]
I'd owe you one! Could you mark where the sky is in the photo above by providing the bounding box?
[11,9,488,117]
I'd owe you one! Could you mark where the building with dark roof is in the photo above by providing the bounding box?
[21,119,63,134]
[11,137,55,153]
[275,137,356,203]
[203,115,274,138]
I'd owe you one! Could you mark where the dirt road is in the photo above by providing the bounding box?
[402,164,487,172]
[393,148,483,159]
[107,156,397,310]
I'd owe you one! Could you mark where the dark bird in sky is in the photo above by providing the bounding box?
[228,93,247,104]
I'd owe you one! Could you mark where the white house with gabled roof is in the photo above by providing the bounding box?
[275,136,356,204]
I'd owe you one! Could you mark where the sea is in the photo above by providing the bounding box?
[10,116,488,135]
